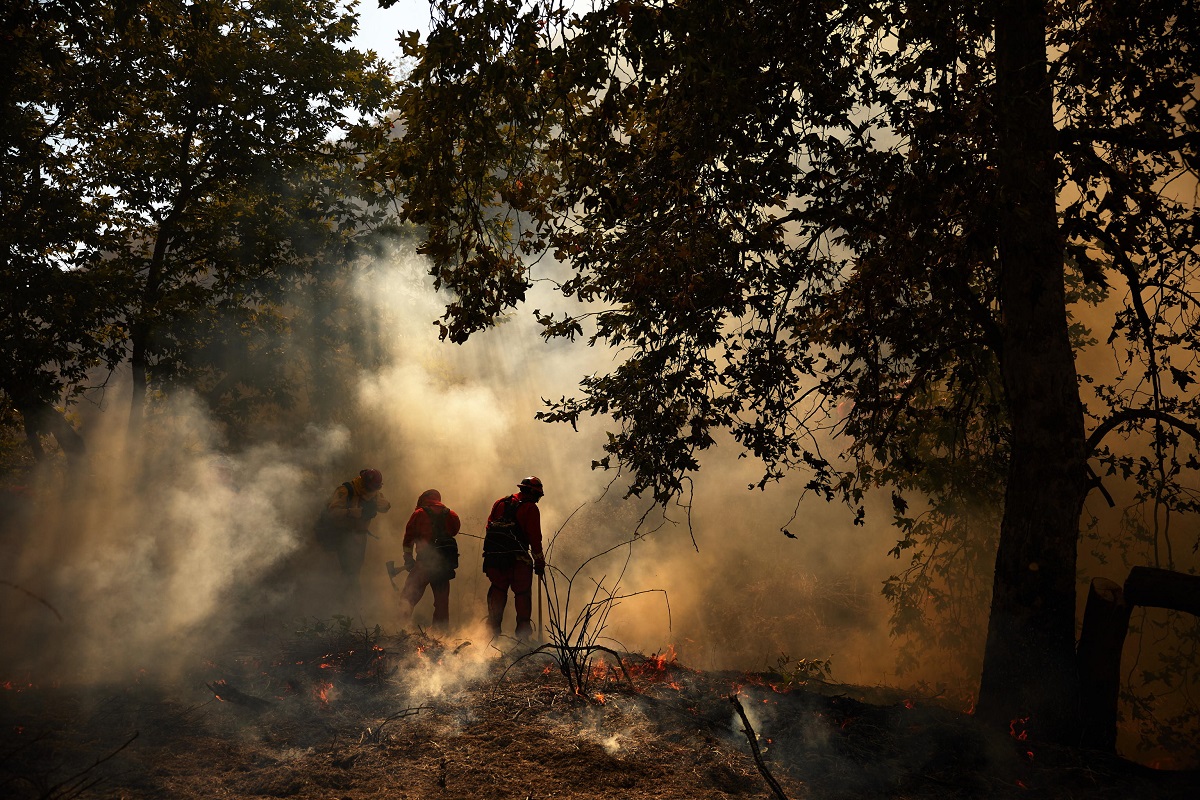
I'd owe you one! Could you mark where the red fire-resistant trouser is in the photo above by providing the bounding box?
[400,566,451,631]
[485,561,534,639]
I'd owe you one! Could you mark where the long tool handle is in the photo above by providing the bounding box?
[537,574,544,639]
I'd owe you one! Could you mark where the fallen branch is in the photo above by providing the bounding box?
[729,694,789,800]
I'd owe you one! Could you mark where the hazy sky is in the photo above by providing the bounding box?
[352,0,430,62]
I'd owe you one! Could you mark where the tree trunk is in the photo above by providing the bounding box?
[1075,569,1200,752]
[975,1,1089,745]
[15,396,86,462]
[128,149,194,435]
[129,223,173,435]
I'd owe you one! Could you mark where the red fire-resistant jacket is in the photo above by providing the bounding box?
[403,490,461,555]
[487,492,544,567]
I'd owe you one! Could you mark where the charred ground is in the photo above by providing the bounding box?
[2,625,1194,800]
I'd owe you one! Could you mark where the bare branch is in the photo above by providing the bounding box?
[1086,408,1200,455]
[729,694,789,800]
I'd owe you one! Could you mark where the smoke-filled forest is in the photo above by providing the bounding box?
[3,1,1199,798]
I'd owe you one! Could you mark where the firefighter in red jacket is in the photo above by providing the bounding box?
[482,476,546,640]
[394,489,461,632]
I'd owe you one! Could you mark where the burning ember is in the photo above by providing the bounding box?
[621,644,689,690]
[1009,715,1035,761]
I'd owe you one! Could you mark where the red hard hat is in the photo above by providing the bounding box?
[360,468,383,490]
[517,476,544,496]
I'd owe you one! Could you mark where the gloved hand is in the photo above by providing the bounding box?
[360,499,378,520]
[534,560,546,578]
[404,553,416,571]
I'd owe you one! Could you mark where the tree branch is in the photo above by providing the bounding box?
[729,694,789,800]
[1086,408,1200,455]
[1058,127,1199,154]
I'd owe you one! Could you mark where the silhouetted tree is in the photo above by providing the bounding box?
[374,0,1199,744]
[1,1,123,459]
[1,0,400,448]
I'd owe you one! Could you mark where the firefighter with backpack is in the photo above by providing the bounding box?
[318,468,392,599]
[392,489,461,632]
[482,476,546,641]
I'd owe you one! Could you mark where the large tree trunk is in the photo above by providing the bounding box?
[975,1,1089,745]
[14,395,86,462]
[129,222,173,435]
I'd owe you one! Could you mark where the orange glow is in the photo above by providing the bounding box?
[649,644,678,670]
[1009,716,1030,742]
[314,681,332,704]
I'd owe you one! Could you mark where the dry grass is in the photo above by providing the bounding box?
[1,627,1195,800]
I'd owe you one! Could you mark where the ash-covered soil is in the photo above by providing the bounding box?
[2,625,1195,800]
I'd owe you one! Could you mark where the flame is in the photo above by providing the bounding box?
[314,680,333,704]
[593,692,606,704]
[648,644,679,670]
[903,699,915,710]
[625,645,689,687]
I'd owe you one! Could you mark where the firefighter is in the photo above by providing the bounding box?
[482,476,546,640]
[394,489,461,632]
[326,468,391,597]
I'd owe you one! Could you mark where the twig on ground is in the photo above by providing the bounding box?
[362,705,433,743]
[204,681,272,711]
[41,730,139,800]
[729,694,789,800]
